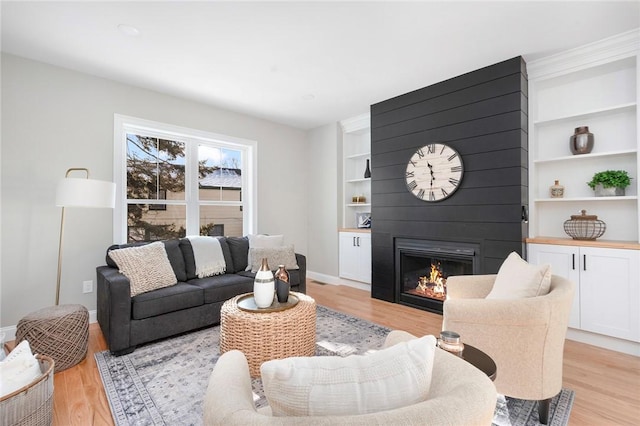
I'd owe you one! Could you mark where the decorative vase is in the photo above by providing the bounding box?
[594,184,625,197]
[364,159,371,179]
[253,258,274,308]
[570,126,594,155]
[274,264,290,303]
[563,210,606,240]
[550,180,565,198]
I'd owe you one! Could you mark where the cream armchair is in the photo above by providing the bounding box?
[203,330,497,425]
[442,274,575,424]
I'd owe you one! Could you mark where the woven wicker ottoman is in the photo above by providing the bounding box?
[16,304,89,372]
[220,292,316,377]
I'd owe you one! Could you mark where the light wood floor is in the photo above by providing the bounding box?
[21,281,640,425]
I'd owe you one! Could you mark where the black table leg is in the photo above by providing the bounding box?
[538,397,551,424]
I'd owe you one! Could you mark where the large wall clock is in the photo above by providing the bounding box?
[405,143,464,202]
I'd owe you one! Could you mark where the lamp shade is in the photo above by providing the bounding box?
[56,177,116,208]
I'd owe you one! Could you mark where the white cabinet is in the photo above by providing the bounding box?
[339,231,371,284]
[528,242,640,342]
[527,31,639,242]
[340,113,371,229]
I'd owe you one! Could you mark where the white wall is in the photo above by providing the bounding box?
[306,123,341,278]
[1,53,308,327]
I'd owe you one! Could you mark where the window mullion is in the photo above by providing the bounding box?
[185,141,199,236]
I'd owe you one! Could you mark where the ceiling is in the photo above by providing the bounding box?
[2,1,639,130]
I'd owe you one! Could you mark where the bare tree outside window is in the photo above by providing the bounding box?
[125,134,243,242]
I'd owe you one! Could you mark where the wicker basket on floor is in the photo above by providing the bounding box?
[0,354,55,426]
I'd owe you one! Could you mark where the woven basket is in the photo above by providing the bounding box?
[0,355,55,426]
[220,292,317,377]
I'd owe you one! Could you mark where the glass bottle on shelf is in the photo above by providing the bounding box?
[550,180,565,198]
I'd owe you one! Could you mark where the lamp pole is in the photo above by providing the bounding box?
[55,168,91,305]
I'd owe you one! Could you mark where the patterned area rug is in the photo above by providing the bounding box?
[95,305,574,425]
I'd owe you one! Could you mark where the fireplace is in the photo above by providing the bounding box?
[395,238,480,314]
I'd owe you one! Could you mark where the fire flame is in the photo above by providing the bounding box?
[416,263,446,297]
[429,263,445,294]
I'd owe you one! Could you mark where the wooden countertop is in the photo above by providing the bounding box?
[526,237,640,250]
[339,228,371,234]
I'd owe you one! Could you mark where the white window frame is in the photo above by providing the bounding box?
[113,114,257,243]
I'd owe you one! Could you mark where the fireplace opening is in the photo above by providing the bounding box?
[395,239,480,314]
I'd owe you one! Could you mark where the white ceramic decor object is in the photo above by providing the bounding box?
[253,258,275,308]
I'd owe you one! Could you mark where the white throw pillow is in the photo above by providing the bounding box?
[249,245,299,272]
[245,234,285,271]
[486,251,552,299]
[261,335,437,417]
[108,242,178,296]
[0,340,42,398]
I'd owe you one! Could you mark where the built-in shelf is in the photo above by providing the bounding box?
[528,35,638,243]
[341,112,371,230]
[534,196,638,202]
[534,102,636,126]
[534,149,637,164]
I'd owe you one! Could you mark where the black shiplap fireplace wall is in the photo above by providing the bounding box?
[370,57,528,304]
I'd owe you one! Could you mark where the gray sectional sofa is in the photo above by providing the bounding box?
[96,236,306,355]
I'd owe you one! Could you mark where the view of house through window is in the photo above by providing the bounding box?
[119,119,251,243]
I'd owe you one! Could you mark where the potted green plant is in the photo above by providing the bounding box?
[587,170,632,197]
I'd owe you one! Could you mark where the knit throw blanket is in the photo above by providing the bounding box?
[187,236,226,278]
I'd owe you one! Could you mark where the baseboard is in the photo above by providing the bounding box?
[307,271,372,291]
[1,309,98,342]
[566,328,640,357]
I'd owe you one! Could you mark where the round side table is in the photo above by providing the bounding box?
[16,304,89,372]
[220,292,316,377]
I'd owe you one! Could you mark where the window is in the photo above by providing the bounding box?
[114,115,256,243]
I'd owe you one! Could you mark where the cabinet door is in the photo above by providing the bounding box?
[339,233,361,281]
[356,233,372,284]
[339,232,371,283]
[579,247,640,342]
[528,244,581,328]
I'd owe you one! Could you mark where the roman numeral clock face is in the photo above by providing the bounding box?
[405,143,464,202]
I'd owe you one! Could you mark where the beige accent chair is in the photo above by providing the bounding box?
[203,330,497,425]
[443,274,575,424]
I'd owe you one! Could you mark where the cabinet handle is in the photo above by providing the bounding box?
[572,254,575,270]
[357,237,360,247]
[353,237,356,247]
[583,254,587,271]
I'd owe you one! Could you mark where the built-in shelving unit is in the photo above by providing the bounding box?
[340,113,371,229]
[527,30,639,242]
[526,30,640,355]
[339,112,372,285]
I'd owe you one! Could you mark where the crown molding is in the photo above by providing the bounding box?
[340,112,371,133]
[527,28,639,80]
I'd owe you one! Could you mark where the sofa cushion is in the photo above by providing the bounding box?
[226,236,249,273]
[180,237,234,280]
[246,234,285,271]
[187,274,254,304]
[261,335,437,417]
[132,282,204,320]
[108,242,178,297]
[106,239,187,282]
[487,251,552,299]
[249,245,299,272]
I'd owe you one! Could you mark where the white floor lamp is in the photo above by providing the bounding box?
[14,168,116,372]
[55,167,116,305]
